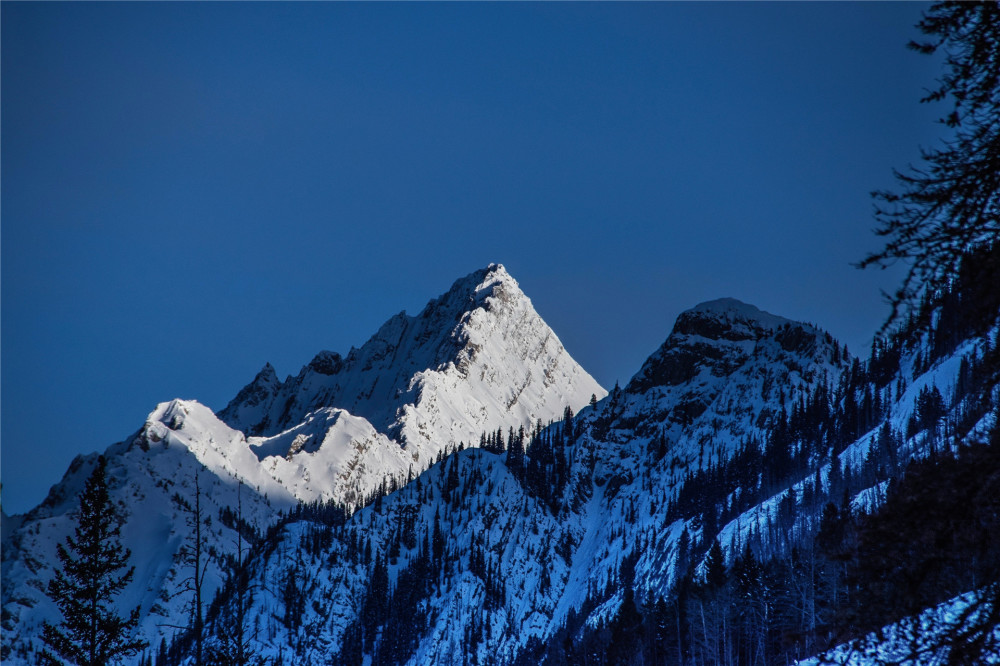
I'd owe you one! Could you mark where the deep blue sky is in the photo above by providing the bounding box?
[3,2,941,513]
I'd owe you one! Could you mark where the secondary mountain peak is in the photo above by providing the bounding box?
[622,299,842,453]
[221,363,281,425]
[673,297,793,342]
[629,298,808,393]
[307,351,343,375]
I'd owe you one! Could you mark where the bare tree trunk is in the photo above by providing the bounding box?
[184,469,205,666]
[676,598,685,666]
[196,471,204,666]
[236,480,246,665]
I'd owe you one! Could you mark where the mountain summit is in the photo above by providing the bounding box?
[219,263,605,486]
[167,296,854,665]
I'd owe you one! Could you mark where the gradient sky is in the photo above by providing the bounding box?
[2,2,943,514]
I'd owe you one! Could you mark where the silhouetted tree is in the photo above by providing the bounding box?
[180,468,210,666]
[40,456,147,665]
[860,1,1000,325]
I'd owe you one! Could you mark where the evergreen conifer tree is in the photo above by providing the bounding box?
[860,1,1000,324]
[40,456,148,666]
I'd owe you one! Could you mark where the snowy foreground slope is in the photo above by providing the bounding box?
[796,592,1000,666]
[0,264,604,664]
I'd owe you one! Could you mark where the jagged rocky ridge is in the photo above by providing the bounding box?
[221,263,605,507]
[0,264,605,664]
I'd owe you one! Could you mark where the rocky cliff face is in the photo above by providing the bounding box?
[610,298,842,470]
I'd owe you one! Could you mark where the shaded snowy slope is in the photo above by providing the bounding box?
[609,297,842,467]
[209,297,998,665]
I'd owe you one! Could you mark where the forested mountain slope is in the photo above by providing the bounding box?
[169,253,1000,666]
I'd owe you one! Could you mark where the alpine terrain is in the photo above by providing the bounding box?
[0,264,606,664]
[5,1,999,662]
[5,246,997,666]
[178,248,1000,666]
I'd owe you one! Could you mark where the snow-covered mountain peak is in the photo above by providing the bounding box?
[470,261,518,298]
[128,399,286,485]
[383,262,524,350]
[211,264,604,503]
[219,264,601,437]
[440,262,518,301]
[221,363,281,422]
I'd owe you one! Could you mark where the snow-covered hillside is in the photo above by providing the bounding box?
[4,264,996,666]
[1,400,298,664]
[0,264,605,664]
[195,297,855,664]
[796,591,1000,666]
[198,294,998,666]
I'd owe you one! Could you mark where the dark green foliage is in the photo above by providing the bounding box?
[505,425,525,478]
[931,243,1000,360]
[521,418,576,514]
[40,456,147,666]
[607,586,644,665]
[280,565,305,636]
